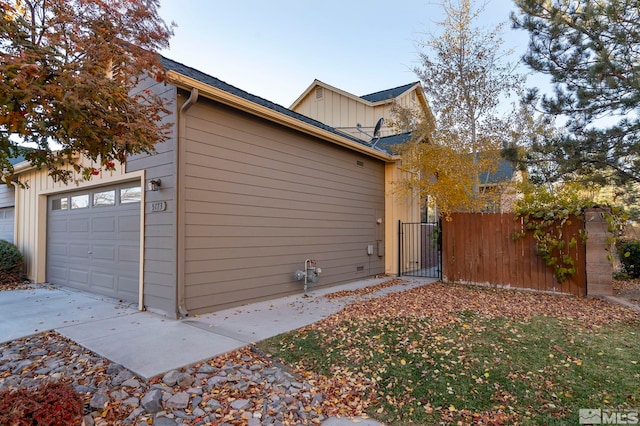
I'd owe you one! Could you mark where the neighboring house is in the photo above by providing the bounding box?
[290,79,431,144]
[479,159,525,213]
[1,57,422,318]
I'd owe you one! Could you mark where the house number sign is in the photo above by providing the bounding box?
[149,201,166,212]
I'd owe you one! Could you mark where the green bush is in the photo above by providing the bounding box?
[616,238,640,279]
[0,239,22,270]
[0,381,84,426]
[0,239,23,285]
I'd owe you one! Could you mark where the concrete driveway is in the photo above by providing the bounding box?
[0,277,435,379]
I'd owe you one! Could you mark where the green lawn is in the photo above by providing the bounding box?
[258,282,640,425]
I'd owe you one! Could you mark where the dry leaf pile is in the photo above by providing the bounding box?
[269,281,640,424]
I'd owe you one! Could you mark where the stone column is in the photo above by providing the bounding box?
[584,208,613,296]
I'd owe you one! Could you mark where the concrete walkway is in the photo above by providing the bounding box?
[1,277,434,378]
[1,277,436,425]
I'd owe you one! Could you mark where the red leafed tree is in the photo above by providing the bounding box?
[0,0,173,184]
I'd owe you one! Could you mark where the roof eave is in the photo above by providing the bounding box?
[12,160,34,174]
[167,71,396,162]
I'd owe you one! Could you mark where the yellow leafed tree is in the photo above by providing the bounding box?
[391,0,528,217]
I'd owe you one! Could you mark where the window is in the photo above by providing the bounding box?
[70,194,89,209]
[120,186,141,204]
[51,197,68,211]
[93,190,115,207]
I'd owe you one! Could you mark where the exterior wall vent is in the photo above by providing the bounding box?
[315,87,323,99]
[356,160,364,168]
[356,265,364,272]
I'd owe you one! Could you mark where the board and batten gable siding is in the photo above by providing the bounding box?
[126,79,178,317]
[292,85,422,139]
[181,97,386,314]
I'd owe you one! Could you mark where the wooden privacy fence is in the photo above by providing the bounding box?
[441,213,586,297]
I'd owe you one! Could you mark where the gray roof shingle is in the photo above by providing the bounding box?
[161,57,412,155]
[360,82,418,103]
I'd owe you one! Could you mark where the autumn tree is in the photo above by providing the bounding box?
[511,0,640,191]
[0,0,173,184]
[394,0,526,216]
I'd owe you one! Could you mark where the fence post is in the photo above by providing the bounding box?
[584,208,614,296]
[438,217,443,280]
[398,220,402,277]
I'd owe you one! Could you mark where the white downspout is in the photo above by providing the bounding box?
[177,88,198,318]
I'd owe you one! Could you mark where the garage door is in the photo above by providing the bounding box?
[47,182,141,302]
[0,207,14,243]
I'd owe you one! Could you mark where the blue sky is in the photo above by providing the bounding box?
[158,0,541,108]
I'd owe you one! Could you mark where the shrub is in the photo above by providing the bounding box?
[616,238,640,279]
[0,239,23,285]
[0,381,84,426]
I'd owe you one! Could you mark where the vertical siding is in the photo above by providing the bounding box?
[126,80,178,317]
[292,87,399,138]
[384,161,421,275]
[181,99,386,313]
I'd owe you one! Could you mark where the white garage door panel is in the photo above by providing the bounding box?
[92,272,115,289]
[0,207,14,243]
[92,218,116,232]
[92,246,116,261]
[46,182,140,302]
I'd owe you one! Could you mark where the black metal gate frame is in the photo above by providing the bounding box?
[398,220,442,279]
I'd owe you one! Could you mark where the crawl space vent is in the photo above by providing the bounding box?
[356,266,365,272]
[356,160,364,168]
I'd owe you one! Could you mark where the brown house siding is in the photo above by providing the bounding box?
[181,98,386,313]
[126,80,178,316]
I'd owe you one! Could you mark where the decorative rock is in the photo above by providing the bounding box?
[207,376,227,386]
[162,370,180,386]
[151,417,177,426]
[197,364,216,374]
[75,384,96,394]
[311,393,323,406]
[0,332,331,425]
[121,378,141,388]
[111,369,134,386]
[141,388,164,414]
[176,372,194,387]
[110,389,129,401]
[207,399,223,411]
[12,359,32,374]
[165,391,189,409]
[186,387,202,396]
[82,414,95,426]
[230,398,251,410]
[106,364,124,375]
[190,395,202,409]
[122,397,140,407]
[90,392,109,410]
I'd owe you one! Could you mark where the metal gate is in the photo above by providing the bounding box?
[399,221,442,278]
